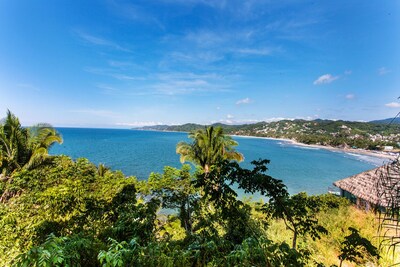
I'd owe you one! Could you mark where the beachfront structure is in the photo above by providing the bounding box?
[384,146,394,151]
[333,161,400,210]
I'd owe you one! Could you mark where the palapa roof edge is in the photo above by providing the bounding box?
[333,161,400,207]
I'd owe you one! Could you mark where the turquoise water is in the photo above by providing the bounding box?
[50,128,385,195]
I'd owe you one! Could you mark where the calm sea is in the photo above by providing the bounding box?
[50,128,386,196]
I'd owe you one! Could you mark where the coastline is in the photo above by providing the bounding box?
[231,135,398,161]
[137,129,398,162]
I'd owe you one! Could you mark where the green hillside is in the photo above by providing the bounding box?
[137,119,400,150]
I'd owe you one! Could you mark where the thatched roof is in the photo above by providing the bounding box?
[334,161,400,207]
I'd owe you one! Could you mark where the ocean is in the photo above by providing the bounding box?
[50,128,386,196]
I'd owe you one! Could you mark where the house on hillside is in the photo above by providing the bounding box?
[384,146,394,151]
[333,161,400,210]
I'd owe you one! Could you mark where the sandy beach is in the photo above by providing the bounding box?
[232,135,398,161]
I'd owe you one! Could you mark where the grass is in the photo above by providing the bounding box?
[266,202,399,266]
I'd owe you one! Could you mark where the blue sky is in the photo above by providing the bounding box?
[0,1,399,127]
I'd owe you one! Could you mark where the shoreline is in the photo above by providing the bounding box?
[137,129,398,161]
[231,135,398,161]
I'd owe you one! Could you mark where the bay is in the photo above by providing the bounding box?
[50,128,385,195]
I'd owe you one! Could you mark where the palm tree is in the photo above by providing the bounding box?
[25,123,63,170]
[0,111,29,174]
[0,110,62,175]
[97,163,110,177]
[176,126,243,173]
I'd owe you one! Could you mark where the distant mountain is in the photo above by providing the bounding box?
[369,117,400,125]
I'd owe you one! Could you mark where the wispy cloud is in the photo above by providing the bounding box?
[234,48,273,56]
[265,17,320,42]
[385,102,400,108]
[84,67,144,81]
[236,97,252,105]
[160,28,280,71]
[378,67,390,75]
[148,72,230,95]
[112,74,143,81]
[226,114,234,119]
[160,0,228,9]
[313,74,339,85]
[345,94,355,99]
[96,84,120,95]
[153,79,226,95]
[75,30,130,52]
[166,51,224,65]
[107,60,145,71]
[106,1,165,29]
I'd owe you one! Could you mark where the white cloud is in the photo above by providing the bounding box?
[264,117,294,122]
[378,67,390,75]
[264,115,319,122]
[345,94,355,99]
[385,102,400,108]
[313,74,339,85]
[227,114,234,119]
[236,97,252,105]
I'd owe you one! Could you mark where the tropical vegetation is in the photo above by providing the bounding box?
[176,126,244,173]
[1,111,397,266]
[0,110,62,176]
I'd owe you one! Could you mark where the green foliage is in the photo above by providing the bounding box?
[0,110,62,177]
[0,155,158,266]
[16,234,98,267]
[146,165,198,234]
[338,227,379,266]
[176,126,243,173]
[1,116,387,266]
[263,192,328,249]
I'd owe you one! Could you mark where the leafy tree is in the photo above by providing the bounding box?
[176,126,243,173]
[211,159,327,250]
[146,165,198,235]
[263,192,328,249]
[104,183,161,244]
[338,227,379,267]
